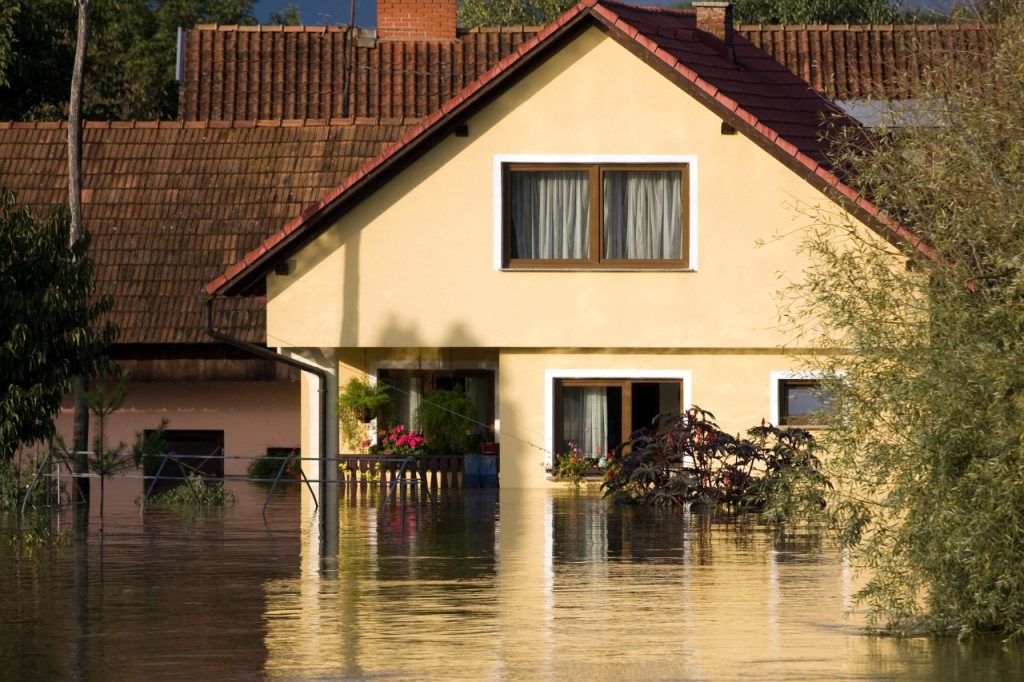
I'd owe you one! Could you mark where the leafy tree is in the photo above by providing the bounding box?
[0,0,255,121]
[270,3,302,26]
[786,8,1024,636]
[458,0,575,28]
[0,192,114,461]
[731,0,898,24]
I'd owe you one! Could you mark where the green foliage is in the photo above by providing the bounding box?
[0,192,114,460]
[0,457,48,513]
[145,473,236,507]
[416,387,478,454]
[602,407,830,515]
[552,442,595,488]
[0,0,255,121]
[786,9,1024,637]
[731,0,897,24]
[247,450,300,481]
[339,377,392,451]
[270,3,302,26]
[458,0,575,27]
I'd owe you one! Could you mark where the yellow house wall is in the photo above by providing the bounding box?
[266,26,848,350]
[263,26,883,487]
[498,349,818,487]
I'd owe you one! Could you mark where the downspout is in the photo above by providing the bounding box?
[203,295,329,493]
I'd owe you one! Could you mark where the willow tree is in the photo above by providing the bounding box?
[787,4,1024,637]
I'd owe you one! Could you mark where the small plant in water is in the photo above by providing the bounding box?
[144,473,236,508]
[247,450,301,481]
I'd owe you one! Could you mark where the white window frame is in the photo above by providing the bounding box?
[493,154,699,271]
[543,368,692,469]
[769,370,842,427]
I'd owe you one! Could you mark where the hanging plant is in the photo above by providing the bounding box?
[338,376,392,425]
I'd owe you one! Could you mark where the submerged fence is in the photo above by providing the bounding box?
[20,450,498,520]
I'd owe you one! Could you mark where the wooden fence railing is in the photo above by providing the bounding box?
[337,454,497,490]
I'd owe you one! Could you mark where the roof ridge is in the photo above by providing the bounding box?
[735,22,989,31]
[0,117,421,130]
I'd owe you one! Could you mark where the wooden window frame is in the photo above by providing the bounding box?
[777,379,832,428]
[502,163,690,270]
[552,377,685,456]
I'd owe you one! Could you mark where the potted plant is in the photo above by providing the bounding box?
[339,376,392,424]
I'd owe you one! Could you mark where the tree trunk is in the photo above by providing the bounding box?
[69,0,91,507]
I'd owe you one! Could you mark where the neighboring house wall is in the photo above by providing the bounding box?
[49,380,300,482]
[262,27,874,487]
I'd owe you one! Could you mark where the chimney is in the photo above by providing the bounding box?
[693,2,734,56]
[377,0,457,41]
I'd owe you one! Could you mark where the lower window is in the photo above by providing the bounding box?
[777,379,834,427]
[554,378,682,458]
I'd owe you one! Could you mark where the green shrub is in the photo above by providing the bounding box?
[602,406,830,514]
[144,473,235,508]
[416,388,478,454]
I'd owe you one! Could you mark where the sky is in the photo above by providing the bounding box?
[252,0,966,26]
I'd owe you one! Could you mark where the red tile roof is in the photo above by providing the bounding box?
[209,0,933,297]
[179,25,539,120]
[739,23,992,100]
[178,21,992,122]
[0,118,417,344]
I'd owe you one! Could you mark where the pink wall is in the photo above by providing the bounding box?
[52,380,301,478]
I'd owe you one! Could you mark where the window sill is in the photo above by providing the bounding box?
[501,266,696,273]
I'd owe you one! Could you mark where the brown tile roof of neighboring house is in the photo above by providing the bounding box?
[179,21,992,121]
[179,25,539,120]
[207,0,935,297]
[738,23,993,100]
[0,118,417,344]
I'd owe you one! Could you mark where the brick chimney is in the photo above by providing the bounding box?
[378,0,457,41]
[693,2,733,45]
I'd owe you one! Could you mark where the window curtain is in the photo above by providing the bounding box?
[510,170,590,259]
[562,387,608,458]
[603,170,682,259]
[388,375,422,431]
[464,376,491,437]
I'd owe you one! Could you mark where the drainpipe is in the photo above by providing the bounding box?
[203,295,329,498]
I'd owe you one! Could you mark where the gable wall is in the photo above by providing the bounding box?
[266,27,861,351]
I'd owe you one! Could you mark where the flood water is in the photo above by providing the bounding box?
[1,482,1021,681]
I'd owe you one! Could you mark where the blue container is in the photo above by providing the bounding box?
[463,454,499,488]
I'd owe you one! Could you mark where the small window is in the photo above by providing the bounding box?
[503,163,689,269]
[778,379,834,427]
[554,378,682,459]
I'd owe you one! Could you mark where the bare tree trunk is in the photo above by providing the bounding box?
[69,0,91,508]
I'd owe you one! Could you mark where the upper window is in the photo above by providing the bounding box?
[502,163,689,269]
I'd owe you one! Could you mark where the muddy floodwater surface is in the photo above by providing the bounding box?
[1,482,1021,680]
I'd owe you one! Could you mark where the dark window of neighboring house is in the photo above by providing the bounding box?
[143,429,225,491]
[503,163,689,269]
[778,379,834,427]
[553,378,683,460]
[377,369,495,440]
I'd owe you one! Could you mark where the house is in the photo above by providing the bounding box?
[205,0,926,489]
[1,0,971,492]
